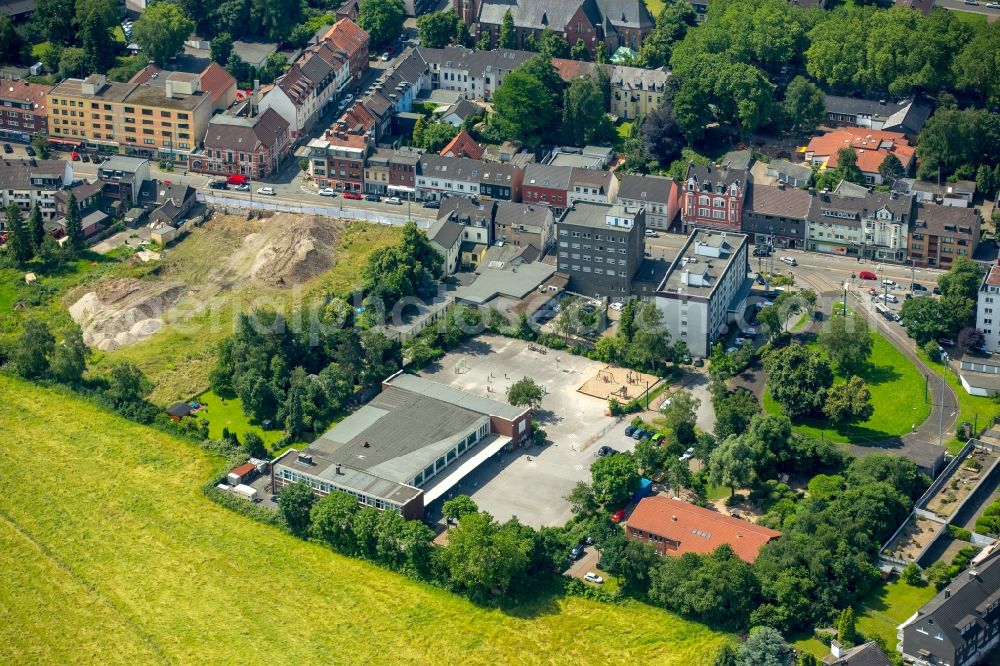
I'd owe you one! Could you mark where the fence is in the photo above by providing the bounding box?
[196,193,433,228]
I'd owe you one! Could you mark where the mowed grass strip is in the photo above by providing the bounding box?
[764,332,931,443]
[0,377,729,665]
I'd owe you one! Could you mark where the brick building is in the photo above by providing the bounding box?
[188,107,290,180]
[0,79,51,143]
[680,162,746,233]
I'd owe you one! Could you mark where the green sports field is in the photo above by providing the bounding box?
[0,377,729,664]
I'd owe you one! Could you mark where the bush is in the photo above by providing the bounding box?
[948,524,972,541]
[814,629,835,647]
[923,340,942,362]
[725,493,746,507]
[564,577,623,603]
[901,562,923,586]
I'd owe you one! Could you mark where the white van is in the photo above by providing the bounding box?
[880,293,899,304]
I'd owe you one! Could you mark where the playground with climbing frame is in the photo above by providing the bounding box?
[577,364,662,402]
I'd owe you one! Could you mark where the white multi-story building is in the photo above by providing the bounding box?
[259,41,351,140]
[654,230,750,358]
[0,159,73,226]
[977,265,1000,354]
[806,185,913,263]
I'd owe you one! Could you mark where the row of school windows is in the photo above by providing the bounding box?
[411,422,490,486]
[279,468,401,513]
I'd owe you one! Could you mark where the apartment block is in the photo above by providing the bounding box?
[556,202,646,300]
[0,79,51,143]
[0,159,73,225]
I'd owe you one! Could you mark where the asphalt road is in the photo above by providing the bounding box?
[936,0,1000,15]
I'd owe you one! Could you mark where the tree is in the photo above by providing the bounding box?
[64,193,85,255]
[417,121,457,152]
[660,389,700,438]
[837,607,857,647]
[638,1,695,68]
[27,205,44,252]
[667,457,692,495]
[242,431,267,459]
[507,376,543,409]
[714,387,760,441]
[846,454,927,501]
[0,15,22,64]
[492,65,557,146]
[442,494,478,523]
[562,75,610,146]
[590,452,640,507]
[279,480,316,536]
[570,38,589,61]
[958,327,985,356]
[211,31,233,65]
[764,344,833,418]
[917,107,1000,180]
[411,114,426,147]
[5,202,32,263]
[132,2,194,67]
[823,376,874,424]
[440,511,532,599]
[30,134,49,160]
[736,626,792,666]
[708,436,753,495]
[878,154,906,185]
[635,437,669,477]
[309,490,358,552]
[901,562,923,586]
[76,0,117,73]
[565,481,598,516]
[358,0,405,48]
[537,28,568,58]
[783,76,826,132]
[250,0,301,41]
[32,0,75,45]
[104,361,151,408]
[50,324,88,385]
[498,9,516,49]
[416,9,459,49]
[11,319,55,378]
[627,302,671,372]
[954,21,1000,106]
[900,296,948,344]
[642,104,684,166]
[818,314,872,375]
[835,147,864,185]
[939,256,985,302]
[58,46,90,79]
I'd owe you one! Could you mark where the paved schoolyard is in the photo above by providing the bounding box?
[420,334,623,527]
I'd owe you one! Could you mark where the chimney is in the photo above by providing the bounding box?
[335,464,342,475]
[671,515,677,521]
[944,588,951,599]
[830,640,844,659]
[970,570,979,581]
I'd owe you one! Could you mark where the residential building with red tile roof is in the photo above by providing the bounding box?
[187,107,290,180]
[323,19,369,83]
[805,128,915,186]
[439,130,484,159]
[307,128,369,192]
[0,79,51,143]
[199,62,238,111]
[626,496,781,563]
[258,41,350,139]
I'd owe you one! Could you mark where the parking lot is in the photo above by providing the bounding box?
[420,334,626,527]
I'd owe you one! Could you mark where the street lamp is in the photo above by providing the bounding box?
[843,281,849,318]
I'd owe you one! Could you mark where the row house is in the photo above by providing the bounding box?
[806,186,913,262]
[322,19,370,84]
[615,173,679,231]
[493,200,555,252]
[416,154,486,201]
[97,155,150,210]
[187,107,290,180]
[680,162,745,233]
[0,79,51,143]
[367,48,431,115]
[0,159,73,226]
[522,163,573,215]
[47,73,213,160]
[476,161,521,202]
[742,182,813,250]
[805,128,915,186]
[569,167,617,205]
[909,202,980,269]
[365,148,393,196]
[419,47,532,101]
[387,148,422,199]
[308,129,369,192]
[259,40,350,140]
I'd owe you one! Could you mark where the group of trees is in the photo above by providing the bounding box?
[591,298,677,375]
[764,341,873,424]
[358,0,404,48]
[916,106,1000,182]
[281,487,562,601]
[31,0,121,77]
[4,198,82,267]
[410,115,459,153]
[900,257,982,346]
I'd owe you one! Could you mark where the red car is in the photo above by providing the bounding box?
[610,509,626,523]
[859,270,877,280]
[868,287,879,296]
[343,191,362,200]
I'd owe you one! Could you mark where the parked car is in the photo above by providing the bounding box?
[753,245,772,257]
[912,283,927,292]
[644,229,658,237]
[631,428,646,440]
[755,273,766,286]
[965,0,980,5]
[209,180,228,190]
[570,545,584,560]
[692,357,704,367]
[624,425,635,437]
[344,191,362,200]
[2,143,12,154]
[938,337,956,347]
[780,255,797,266]
[380,51,390,61]
[988,1,1000,7]
[385,196,402,205]
[610,509,626,523]
[726,346,739,354]
[423,200,440,208]
[609,301,624,311]
[365,193,380,202]
[234,184,250,192]
[256,187,276,195]
[933,286,941,295]
[869,287,879,296]
[318,187,336,197]
[879,293,898,303]
[583,572,604,584]
[882,279,897,289]
[596,445,617,457]
[859,270,877,280]
[25,146,35,156]
[81,152,90,162]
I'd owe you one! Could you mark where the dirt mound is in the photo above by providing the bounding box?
[224,215,343,287]
[69,278,185,351]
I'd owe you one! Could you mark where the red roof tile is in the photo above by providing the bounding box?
[439,130,484,160]
[200,62,237,106]
[0,79,52,117]
[806,129,915,176]
[324,18,369,57]
[627,496,781,563]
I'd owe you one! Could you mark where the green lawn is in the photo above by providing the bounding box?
[794,578,936,659]
[764,332,931,443]
[615,121,633,152]
[951,10,988,27]
[194,390,285,446]
[0,376,731,664]
[917,349,999,455]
